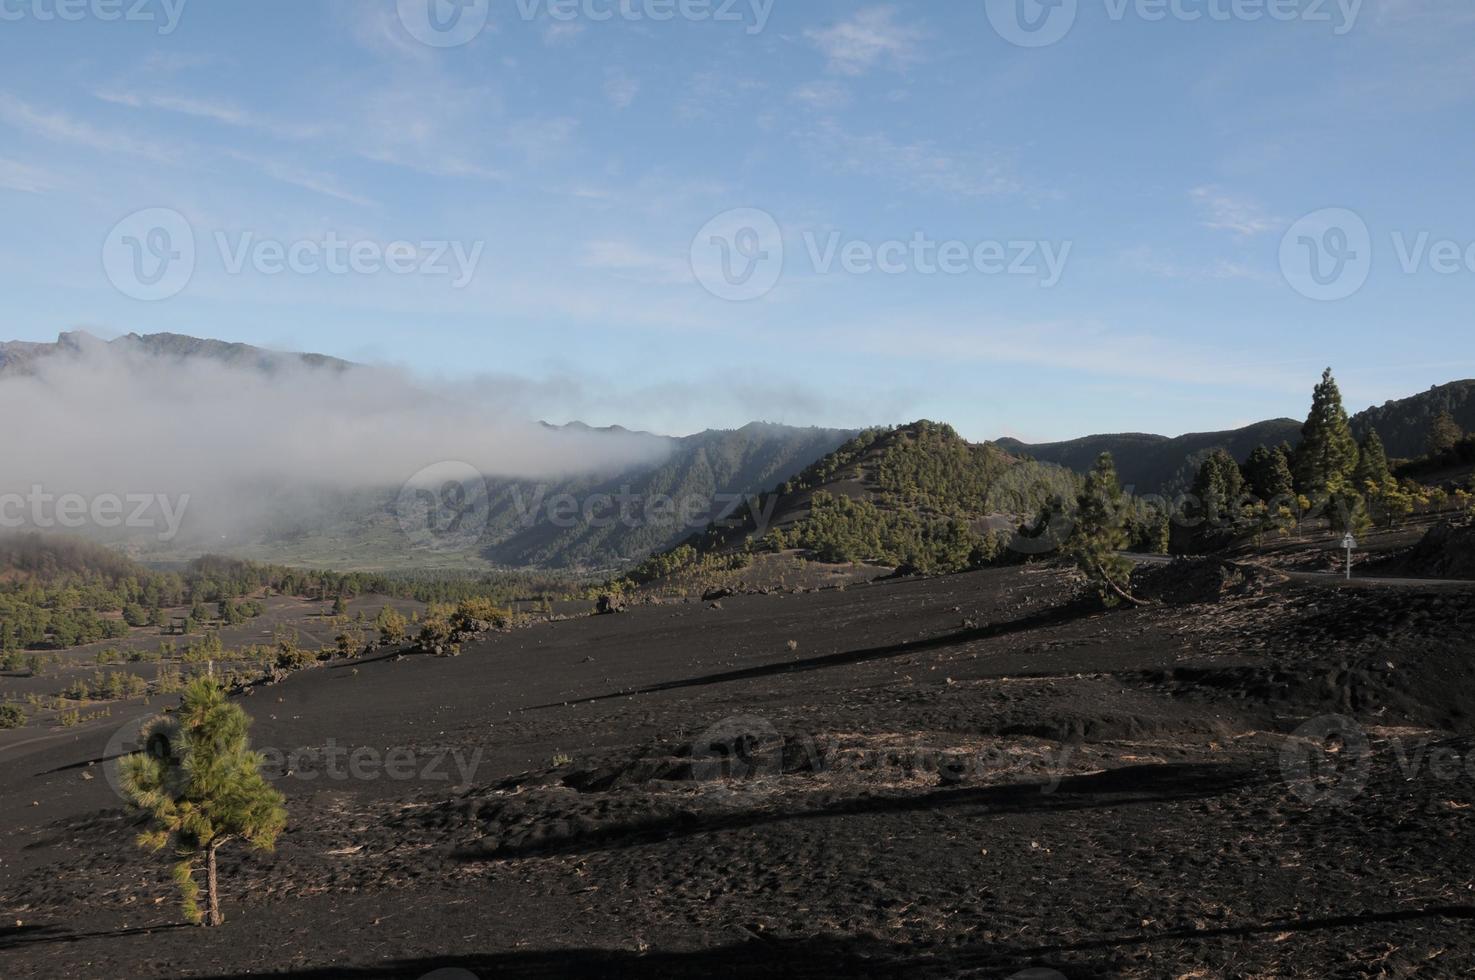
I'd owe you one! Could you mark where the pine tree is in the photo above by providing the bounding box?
[1428,410,1463,457]
[1244,445,1296,502]
[1066,453,1143,607]
[1277,441,1297,474]
[375,605,407,645]
[1192,449,1246,525]
[120,678,286,927]
[1295,368,1360,498]
[1354,430,1393,488]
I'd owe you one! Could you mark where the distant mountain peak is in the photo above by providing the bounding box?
[0,330,352,377]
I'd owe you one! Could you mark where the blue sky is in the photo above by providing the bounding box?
[1,0,1473,442]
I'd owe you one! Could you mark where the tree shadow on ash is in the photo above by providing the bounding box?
[523,597,1102,712]
[190,934,1093,979]
[0,921,190,950]
[450,762,1267,862]
[981,903,1475,960]
[187,902,1475,979]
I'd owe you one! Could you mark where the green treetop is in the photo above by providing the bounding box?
[1427,409,1463,457]
[1354,430,1393,488]
[1295,368,1360,497]
[1066,453,1143,607]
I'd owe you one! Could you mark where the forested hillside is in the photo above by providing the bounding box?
[625,421,1079,582]
[1352,381,1475,459]
[479,422,856,568]
[997,419,1302,494]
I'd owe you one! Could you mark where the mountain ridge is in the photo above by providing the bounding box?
[998,380,1475,492]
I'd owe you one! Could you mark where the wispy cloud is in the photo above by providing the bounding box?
[836,316,1311,395]
[791,81,850,110]
[505,117,580,162]
[802,119,1023,198]
[604,69,640,109]
[1190,185,1278,237]
[805,6,926,75]
[1119,245,1264,282]
[98,92,324,141]
[676,71,768,121]
[543,21,586,45]
[0,157,56,194]
[224,150,377,208]
[581,240,690,284]
[0,94,175,163]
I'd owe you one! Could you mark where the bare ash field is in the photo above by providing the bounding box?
[4,529,1475,979]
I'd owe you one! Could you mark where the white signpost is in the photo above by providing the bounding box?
[1341,532,1357,580]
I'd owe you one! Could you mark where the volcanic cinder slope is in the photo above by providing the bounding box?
[4,557,1475,978]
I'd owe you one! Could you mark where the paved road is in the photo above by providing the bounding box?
[1122,552,1475,590]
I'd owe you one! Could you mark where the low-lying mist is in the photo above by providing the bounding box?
[0,339,674,550]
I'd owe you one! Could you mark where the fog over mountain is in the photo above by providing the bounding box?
[0,331,674,544]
